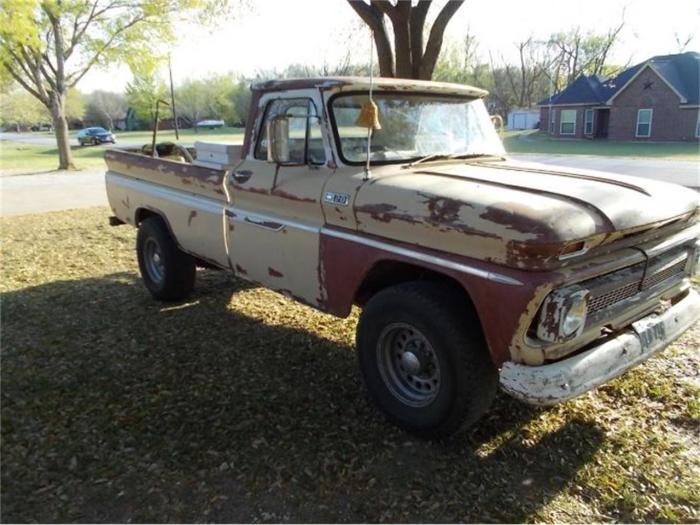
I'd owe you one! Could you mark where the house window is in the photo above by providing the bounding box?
[636,109,653,138]
[560,109,576,135]
[584,109,594,135]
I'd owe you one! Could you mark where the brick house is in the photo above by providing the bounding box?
[539,52,700,142]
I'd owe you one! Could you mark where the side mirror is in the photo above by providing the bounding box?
[267,116,289,163]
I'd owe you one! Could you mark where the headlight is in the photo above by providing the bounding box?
[536,286,590,343]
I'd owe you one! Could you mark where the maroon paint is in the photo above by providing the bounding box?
[319,227,553,365]
[268,267,284,278]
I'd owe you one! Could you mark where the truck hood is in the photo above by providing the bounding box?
[353,158,698,269]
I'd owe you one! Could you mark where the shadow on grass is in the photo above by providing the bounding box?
[1,271,604,523]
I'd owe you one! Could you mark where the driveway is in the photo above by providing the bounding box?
[510,154,699,189]
[0,168,108,217]
[1,156,697,217]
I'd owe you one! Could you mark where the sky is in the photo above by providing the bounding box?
[78,0,700,93]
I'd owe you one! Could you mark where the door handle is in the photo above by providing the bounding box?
[244,216,285,231]
[231,169,253,183]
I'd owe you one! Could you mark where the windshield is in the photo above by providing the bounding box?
[330,93,505,165]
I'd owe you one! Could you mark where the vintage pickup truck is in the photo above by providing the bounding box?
[105,77,700,438]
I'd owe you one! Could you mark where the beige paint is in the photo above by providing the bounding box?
[105,78,699,379]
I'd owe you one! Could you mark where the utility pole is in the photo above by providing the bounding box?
[168,54,180,140]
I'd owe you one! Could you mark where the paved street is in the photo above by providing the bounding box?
[1,155,697,217]
[511,154,699,189]
[0,131,148,148]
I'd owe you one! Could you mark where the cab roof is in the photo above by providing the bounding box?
[250,76,487,98]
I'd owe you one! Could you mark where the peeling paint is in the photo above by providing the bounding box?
[272,188,315,203]
[268,267,284,278]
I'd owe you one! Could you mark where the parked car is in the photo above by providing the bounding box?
[196,119,225,129]
[104,77,700,439]
[78,127,116,146]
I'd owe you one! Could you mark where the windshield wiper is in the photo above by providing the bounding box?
[405,152,505,168]
[447,152,506,161]
[405,152,451,168]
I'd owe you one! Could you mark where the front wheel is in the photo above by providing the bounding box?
[136,216,196,301]
[357,282,497,438]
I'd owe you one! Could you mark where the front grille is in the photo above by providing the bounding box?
[641,259,688,290]
[587,282,640,313]
[585,248,690,316]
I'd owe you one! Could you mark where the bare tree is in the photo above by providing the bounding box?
[546,19,626,88]
[85,91,126,130]
[674,32,694,52]
[346,0,465,80]
[502,38,550,108]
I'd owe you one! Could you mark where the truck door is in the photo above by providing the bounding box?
[225,91,334,306]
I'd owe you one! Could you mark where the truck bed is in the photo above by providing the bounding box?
[105,148,233,269]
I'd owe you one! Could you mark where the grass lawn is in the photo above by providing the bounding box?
[0,127,245,173]
[0,140,108,172]
[1,207,698,523]
[503,130,700,161]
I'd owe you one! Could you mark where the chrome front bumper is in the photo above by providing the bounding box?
[500,289,700,406]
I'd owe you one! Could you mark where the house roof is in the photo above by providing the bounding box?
[539,51,700,106]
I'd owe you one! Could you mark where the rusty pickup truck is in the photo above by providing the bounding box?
[105,77,700,438]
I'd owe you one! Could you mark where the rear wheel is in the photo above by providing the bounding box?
[357,281,497,438]
[137,216,196,301]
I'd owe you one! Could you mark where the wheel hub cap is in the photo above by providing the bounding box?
[376,323,441,407]
[401,350,422,375]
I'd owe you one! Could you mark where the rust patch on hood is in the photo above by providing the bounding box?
[480,202,557,238]
[355,203,421,225]
[268,267,284,278]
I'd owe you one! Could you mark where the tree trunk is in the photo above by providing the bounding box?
[50,94,75,170]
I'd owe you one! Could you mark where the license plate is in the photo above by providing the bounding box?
[632,316,668,352]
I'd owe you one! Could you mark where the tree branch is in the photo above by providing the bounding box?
[2,60,47,105]
[346,0,394,76]
[420,0,464,79]
[374,0,411,77]
[409,0,430,78]
[67,14,147,87]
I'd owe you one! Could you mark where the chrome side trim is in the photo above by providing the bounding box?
[321,227,523,286]
[227,208,320,234]
[107,172,223,215]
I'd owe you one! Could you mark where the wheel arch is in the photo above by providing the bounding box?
[351,259,489,354]
[134,206,223,270]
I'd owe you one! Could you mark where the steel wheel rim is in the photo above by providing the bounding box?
[144,237,165,284]
[376,322,441,407]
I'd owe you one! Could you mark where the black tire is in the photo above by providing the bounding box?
[136,216,196,301]
[357,281,497,439]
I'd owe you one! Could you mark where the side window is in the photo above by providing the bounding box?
[254,98,326,165]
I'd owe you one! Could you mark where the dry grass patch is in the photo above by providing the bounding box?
[1,208,699,523]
